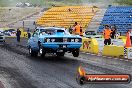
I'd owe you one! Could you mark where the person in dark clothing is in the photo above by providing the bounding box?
[28,32,31,39]
[111,27,117,39]
[80,26,83,36]
[27,28,31,39]
[69,26,73,34]
[16,29,21,42]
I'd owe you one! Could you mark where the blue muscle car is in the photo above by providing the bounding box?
[28,27,82,57]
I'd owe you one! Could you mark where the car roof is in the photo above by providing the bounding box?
[36,27,65,30]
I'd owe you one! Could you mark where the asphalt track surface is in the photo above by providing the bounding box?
[0,37,132,88]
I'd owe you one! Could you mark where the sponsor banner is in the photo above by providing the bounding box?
[85,74,130,83]
[77,66,131,85]
[0,28,28,37]
[82,40,91,50]
[80,38,99,54]
[0,28,16,37]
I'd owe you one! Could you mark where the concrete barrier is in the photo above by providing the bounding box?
[80,37,126,58]
[102,45,124,58]
[80,37,99,54]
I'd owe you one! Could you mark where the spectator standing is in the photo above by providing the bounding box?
[103,25,112,45]
[80,26,83,36]
[16,28,21,42]
[116,32,120,39]
[69,26,73,34]
[27,28,31,39]
[74,22,81,35]
[111,27,117,39]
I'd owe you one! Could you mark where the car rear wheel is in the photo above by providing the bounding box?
[72,49,79,57]
[38,46,45,57]
[29,47,37,57]
[56,52,65,57]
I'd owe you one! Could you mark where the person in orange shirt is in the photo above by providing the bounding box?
[103,25,112,45]
[74,22,81,35]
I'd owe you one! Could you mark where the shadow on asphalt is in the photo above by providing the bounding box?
[28,55,80,65]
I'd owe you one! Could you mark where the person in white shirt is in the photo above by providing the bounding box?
[116,32,120,39]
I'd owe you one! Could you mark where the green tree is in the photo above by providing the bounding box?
[115,0,132,5]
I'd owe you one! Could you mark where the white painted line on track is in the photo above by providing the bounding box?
[107,57,112,59]
[113,58,118,60]
[102,56,107,58]
[120,59,123,61]
[125,60,129,62]
[81,52,85,54]
[97,55,102,56]
[91,54,96,55]
[86,53,90,55]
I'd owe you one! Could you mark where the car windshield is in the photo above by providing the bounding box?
[40,29,56,35]
[40,28,66,35]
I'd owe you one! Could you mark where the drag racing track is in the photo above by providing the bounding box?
[0,38,132,88]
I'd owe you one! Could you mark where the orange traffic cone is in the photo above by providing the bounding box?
[125,32,131,47]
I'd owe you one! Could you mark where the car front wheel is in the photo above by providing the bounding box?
[38,46,46,57]
[29,47,37,57]
[72,49,79,57]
